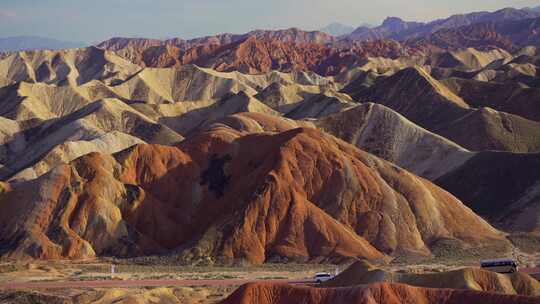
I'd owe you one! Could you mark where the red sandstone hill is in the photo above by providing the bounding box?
[113,37,421,75]
[325,260,540,296]
[93,10,540,76]
[207,113,540,237]
[94,33,526,77]
[0,127,505,262]
[96,29,424,75]
[220,282,540,304]
[98,28,335,52]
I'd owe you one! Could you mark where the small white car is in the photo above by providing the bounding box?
[313,272,333,283]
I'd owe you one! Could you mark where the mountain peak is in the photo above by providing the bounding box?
[382,16,406,26]
[319,22,355,36]
[380,16,422,32]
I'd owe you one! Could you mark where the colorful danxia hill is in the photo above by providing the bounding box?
[0,5,539,304]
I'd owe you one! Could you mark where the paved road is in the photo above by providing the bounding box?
[521,267,540,280]
[520,267,540,274]
[1,268,538,290]
[0,278,314,290]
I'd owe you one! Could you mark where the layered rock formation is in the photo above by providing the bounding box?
[351,66,540,152]
[221,282,540,304]
[325,260,540,296]
[92,8,540,78]
[1,19,540,263]
[0,127,506,262]
[315,103,472,180]
[436,152,540,235]
[96,29,425,75]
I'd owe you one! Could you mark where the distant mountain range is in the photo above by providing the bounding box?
[529,5,540,12]
[0,36,86,52]
[346,7,540,41]
[1,7,539,54]
[91,6,540,76]
[408,16,540,51]
[319,22,356,36]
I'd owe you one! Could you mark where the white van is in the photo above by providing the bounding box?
[313,272,333,283]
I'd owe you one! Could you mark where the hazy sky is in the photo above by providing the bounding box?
[0,0,538,43]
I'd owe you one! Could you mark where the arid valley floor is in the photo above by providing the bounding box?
[0,257,539,303]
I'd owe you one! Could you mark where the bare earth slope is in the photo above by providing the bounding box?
[0,52,345,180]
[325,260,540,296]
[221,282,540,304]
[0,46,140,86]
[442,77,540,122]
[315,103,473,180]
[1,28,540,265]
[435,152,540,235]
[0,127,505,262]
[207,113,540,238]
[97,30,426,76]
[352,66,540,152]
[212,108,472,181]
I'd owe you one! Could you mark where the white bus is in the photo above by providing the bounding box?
[480,259,519,273]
